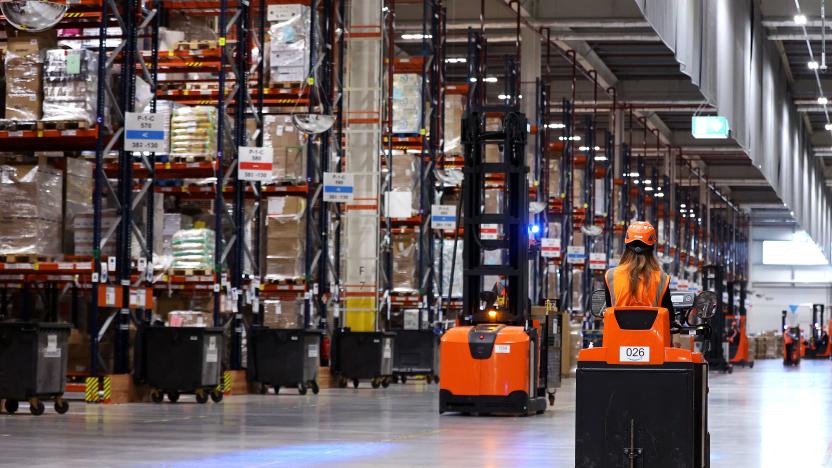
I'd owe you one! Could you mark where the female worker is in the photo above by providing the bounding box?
[603,221,674,311]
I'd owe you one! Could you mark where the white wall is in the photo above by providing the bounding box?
[748,226,832,334]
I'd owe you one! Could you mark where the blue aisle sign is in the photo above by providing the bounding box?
[431,205,456,230]
[124,112,167,153]
[323,172,354,202]
[691,115,729,139]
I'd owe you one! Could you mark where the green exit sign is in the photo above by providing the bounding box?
[691,116,730,139]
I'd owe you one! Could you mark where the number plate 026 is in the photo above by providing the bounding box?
[619,346,650,363]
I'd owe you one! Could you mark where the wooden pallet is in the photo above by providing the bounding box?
[171,268,211,277]
[40,120,90,130]
[175,40,218,51]
[263,277,305,285]
[0,254,53,263]
[0,119,39,131]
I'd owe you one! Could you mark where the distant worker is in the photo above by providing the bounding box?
[603,221,673,312]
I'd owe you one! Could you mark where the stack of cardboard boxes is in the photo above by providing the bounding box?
[262,299,304,328]
[268,4,310,83]
[392,73,422,133]
[262,115,305,182]
[0,164,62,255]
[265,196,305,279]
[4,32,56,120]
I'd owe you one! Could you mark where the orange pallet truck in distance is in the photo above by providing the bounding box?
[783,310,801,366]
[726,281,753,368]
[575,289,718,468]
[805,304,830,359]
[438,34,548,416]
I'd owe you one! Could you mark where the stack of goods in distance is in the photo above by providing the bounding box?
[42,49,98,125]
[0,165,62,256]
[169,106,218,162]
[265,196,305,280]
[171,227,215,272]
[4,33,56,121]
[262,115,305,182]
[268,5,310,83]
[392,73,423,134]
[168,310,211,327]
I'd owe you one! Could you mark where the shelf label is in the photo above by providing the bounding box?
[541,238,561,258]
[238,146,274,181]
[124,112,168,153]
[323,172,355,202]
[431,204,457,230]
[481,224,498,240]
[566,245,586,264]
[589,252,607,270]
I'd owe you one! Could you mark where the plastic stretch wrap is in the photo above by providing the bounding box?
[268,6,310,83]
[389,155,418,215]
[42,48,98,124]
[262,299,304,328]
[0,165,62,255]
[170,106,218,160]
[265,196,305,280]
[443,94,464,154]
[167,13,217,41]
[262,115,305,181]
[142,100,180,157]
[392,232,417,292]
[392,73,422,133]
[64,158,94,255]
[167,310,211,327]
[435,239,463,298]
[5,40,43,120]
[171,228,215,270]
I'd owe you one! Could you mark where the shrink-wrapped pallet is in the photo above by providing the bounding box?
[169,106,218,161]
[444,94,464,155]
[42,48,98,125]
[263,299,304,328]
[392,232,417,292]
[0,165,62,255]
[171,228,215,270]
[392,73,423,133]
[265,196,305,280]
[262,115,305,181]
[268,5,310,83]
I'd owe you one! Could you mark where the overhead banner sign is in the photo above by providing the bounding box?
[238,146,273,181]
[124,112,167,153]
[691,115,729,139]
[323,172,354,202]
[431,205,456,230]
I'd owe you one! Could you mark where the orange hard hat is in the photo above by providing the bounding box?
[625,221,657,247]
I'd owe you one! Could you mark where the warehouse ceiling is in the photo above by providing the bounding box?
[394,0,783,211]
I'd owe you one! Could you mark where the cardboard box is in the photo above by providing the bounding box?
[392,232,416,291]
[5,94,40,120]
[263,299,303,328]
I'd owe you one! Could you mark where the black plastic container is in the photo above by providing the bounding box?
[139,325,224,404]
[332,330,395,389]
[247,326,322,395]
[0,322,71,415]
[392,329,439,383]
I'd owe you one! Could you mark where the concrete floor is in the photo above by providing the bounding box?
[0,359,830,467]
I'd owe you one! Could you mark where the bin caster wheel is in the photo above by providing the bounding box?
[338,378,347,389]
[352,379,359,389]
[258,384,268,395]
[298,383,308,395]
[195,390,209,404]
[151,390,164,403]
[54,398,69,414]
[392,375,399,384]
[210,389,223,403]
[424,375,432,384]
[381,378,390,389]
[371,378,380,389]
[548,394,555,406]
[400,376,407,384]
[750,361,755,369]
[310,381,319,395]
[433,375,439,384]
[273,386,280,394]
[4,399,18,414]
[29,399,44,416]
[167,391,180,403]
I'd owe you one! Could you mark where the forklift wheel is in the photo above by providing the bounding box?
[151,390,164,404]
[298,383,308,395]
[195,390,209,404]
[4,399,18,414]
[548,394,555,406]
[381,378,390,388]
[54,398,69,414]
[210,389,223,403]
[29,399,44,416]
[274,386,280,394]
[536,409,545,415]
[433,375,440,384]
[167,391,180,403]
[750,361,755,368]
[310,381,320,394]
[352,379,359,389]
[728,367,733,374]
[400,375,407,384]
[425,375,432,384]
[371,378,381,389]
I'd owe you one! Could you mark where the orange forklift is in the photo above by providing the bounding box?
[783,310,801,366]
[726,281,753,367]
[804,304,831,359]
[438,35,548,416]
[576,288,717,467]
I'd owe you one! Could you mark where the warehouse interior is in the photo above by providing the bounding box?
[0,0,831,466]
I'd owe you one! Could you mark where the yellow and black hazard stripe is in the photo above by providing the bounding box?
[223,371,232,395]
[84,377,99,403]
[185,61,204,68]
[102,376,112,403]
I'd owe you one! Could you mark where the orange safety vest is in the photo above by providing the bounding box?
[604,266,670,307]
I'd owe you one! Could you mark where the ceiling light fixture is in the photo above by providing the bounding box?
[795,14,808,25]
[809,60,820,70]
[819,96,829,105]
[826,123,832,131]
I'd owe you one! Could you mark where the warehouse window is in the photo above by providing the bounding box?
[762,231,829,265]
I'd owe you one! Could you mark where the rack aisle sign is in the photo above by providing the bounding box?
[541,238,561,258]
[431,204,456,230]
[566,245,587,264]
[323,172,355,202]
[589,252,607,270]
[239,146,274,181]
[124,112,167,153]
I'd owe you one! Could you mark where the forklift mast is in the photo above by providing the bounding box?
[812,304,824,341]
[703,264,730,371]
[461,30,529,326]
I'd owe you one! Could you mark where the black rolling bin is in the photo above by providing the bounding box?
[332,329,395,389]
[0,322,70,415]
[392,329,439,383]
[138,325,225,404]
[247,326,322,395]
